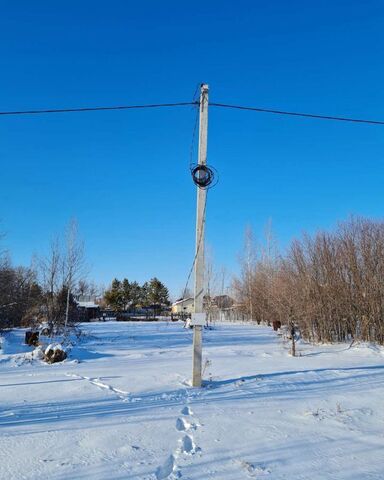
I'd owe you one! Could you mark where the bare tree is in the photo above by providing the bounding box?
[39,237,63,332]
[204,244,217,324]
[38,219,86,335]
[233,226,257,321]
[63,219,85,332]
[76,280,99,298]
[233,216,384,346]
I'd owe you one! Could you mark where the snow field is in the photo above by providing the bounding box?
[1,321,384,479]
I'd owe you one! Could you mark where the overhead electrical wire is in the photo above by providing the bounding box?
[0,99,383,125]
[3,91,382,304]
[182,191,208,301]
[0,102,197,116]
[210,102,384,125]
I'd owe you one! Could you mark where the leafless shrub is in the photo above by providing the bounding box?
[234,217,384,345]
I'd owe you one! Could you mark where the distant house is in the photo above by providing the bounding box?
[171,297,194,314]
[76,299,100,322]
[171,295,237,319]
[213,295,234,309]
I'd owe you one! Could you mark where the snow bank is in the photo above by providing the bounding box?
[44,343,65,355]
[26,346,45,361]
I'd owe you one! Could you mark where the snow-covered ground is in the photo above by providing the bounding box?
[1,321,383,479]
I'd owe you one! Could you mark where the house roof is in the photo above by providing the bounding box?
[77,301,99,309]
[172,297,193,306]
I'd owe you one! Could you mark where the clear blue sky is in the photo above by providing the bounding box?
[1,0,384,298]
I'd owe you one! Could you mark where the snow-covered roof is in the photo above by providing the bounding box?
[77,301,99,309]
[172,297,193,306]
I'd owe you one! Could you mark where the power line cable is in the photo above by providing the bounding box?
[181,86,211,304]
[0,99,383,125]
[182,86,205,301]
[182,191,208,301]
[210,102,384,125]
[0,102,198,116]
[191,83,201,103]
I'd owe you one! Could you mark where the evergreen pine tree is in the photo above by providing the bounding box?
[122,278,131,309]
[147,277,170,310]
[104,278,125,311]
[140,282,149,307]
[129,281,141,308]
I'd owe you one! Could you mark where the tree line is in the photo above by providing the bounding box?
[103,277,170,313]
[3,215,384,345]
[233,217,384,345]
[0,220,171,333]
[0,221,87,334]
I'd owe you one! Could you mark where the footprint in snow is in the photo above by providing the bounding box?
[155,454,180,479]
[176,417,191,432]
[156,404,199,478]
[180,435,197,455]
[181,406,192,416]
[239,460,271,477]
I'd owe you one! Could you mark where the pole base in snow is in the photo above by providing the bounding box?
[192,325,202,387]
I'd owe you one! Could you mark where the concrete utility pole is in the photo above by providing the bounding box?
[192,83,209,388]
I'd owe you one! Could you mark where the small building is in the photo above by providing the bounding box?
[76,300,100,322]
[213,295,234,309]
[171,297,194,315]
